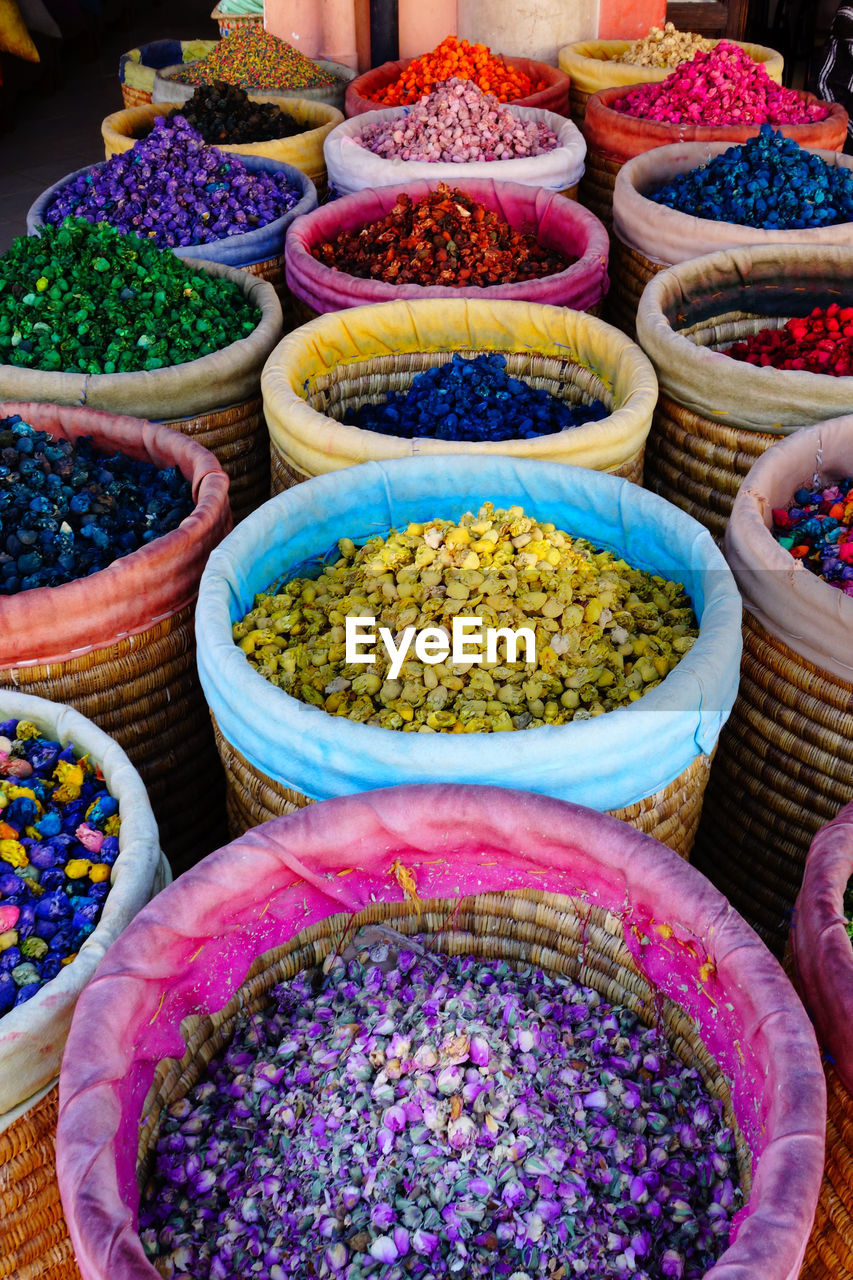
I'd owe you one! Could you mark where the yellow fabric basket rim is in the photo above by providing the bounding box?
[262,297,657,474]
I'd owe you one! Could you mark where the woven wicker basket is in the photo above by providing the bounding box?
[578,147,621,229]
[694,614,853,955]
[788,802,853,1279]
[243,253,285,299]
[692,415,853,955]
[0,403,233,873]
[267,348,645,491]
[641,305,778,541]
[606,237,662,338]
[55,786,827,1280]
[635,246,853,541]
[212,712,711,857]
[610,144,853,342]
[284,179,606,323]
[345,55,571,118]
[169,396,269,525]
[120,83,151,109]
[118,39,216,114]
[154,59,356,116]
[569,83,591,128]
[3,605,223,875]
[803,1064,853,1278]
[210,4,263,36]
[198,455,742,869]
[644,391,775,543]
[2,1086,77,1280]
[26,157,310,317]
[263,300,657,490]
[0,687,165,1280]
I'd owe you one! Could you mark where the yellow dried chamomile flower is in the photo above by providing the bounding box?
[617,22,714,67]
[233,504,699,732]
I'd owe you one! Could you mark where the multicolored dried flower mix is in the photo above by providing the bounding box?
[772,478,853,596]
[175,27,339,92]
[139,936,741,1278]
[0,719,121,1014]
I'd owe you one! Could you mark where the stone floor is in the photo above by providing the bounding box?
[0,0,212,253]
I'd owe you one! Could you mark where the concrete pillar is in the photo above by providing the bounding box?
[457,0,600,62]
[399,0,458,58]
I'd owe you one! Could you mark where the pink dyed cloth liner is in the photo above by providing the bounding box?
[792,800,853,1094]
[0,400,230,668]
[56,785,825,1280]
[284,177,609,316]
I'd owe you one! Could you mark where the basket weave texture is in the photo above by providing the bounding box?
[137,887,749,1197]
[641,307,807,541]
[0,1087,77,1280]
[578,147,620,229]
[0,402,232,872]
[4,606,224,875]
[644,391,774,542]
[694,613,853,955]
[210,6,263,37]
[789,803,853,1278]
[262,300,658,484]
[167,397,269,525]
[120,84,151,109]
[212,713,711,858]
[268,347,646,487]
[605,237,664,338]
[802,1064,853,1279]
[568,83,590,127]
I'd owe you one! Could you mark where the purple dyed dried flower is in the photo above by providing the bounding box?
[370,1202,395,1231]
[368,1234,399,1263]
[448,1114,477,1151]
[412,1228,439,1255]
[661,1248,685,1278]
[44,116,300,250]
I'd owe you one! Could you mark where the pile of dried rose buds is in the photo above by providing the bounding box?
[139,936,741,1279]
